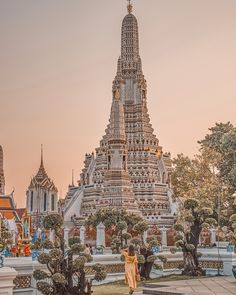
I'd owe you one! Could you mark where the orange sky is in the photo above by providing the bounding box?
[1,0,236,207]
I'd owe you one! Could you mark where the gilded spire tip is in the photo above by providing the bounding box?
[40,144,44,167]
[127,0,133,14]
[72,169,74,186]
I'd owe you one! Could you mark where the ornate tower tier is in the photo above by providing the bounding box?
[64,2,176,226]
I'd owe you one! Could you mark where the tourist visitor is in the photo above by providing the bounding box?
[122,245,139,295]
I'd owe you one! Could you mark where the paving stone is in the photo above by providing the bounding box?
[142,277,236,295]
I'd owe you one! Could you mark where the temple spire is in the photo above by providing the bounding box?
[127,0,133,14]
[40,144,44,168]
[72,169,75,186]
[35,145,48,181]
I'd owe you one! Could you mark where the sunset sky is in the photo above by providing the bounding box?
[1,0,236,207]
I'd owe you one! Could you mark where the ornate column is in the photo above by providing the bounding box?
[96,222,106,247]
[64,227,69,248]
[80,226,85,245]
[161,227,167,247]
[143,230,148,243]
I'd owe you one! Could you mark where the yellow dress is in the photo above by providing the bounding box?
[123,252,138,289]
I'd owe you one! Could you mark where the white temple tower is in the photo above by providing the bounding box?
[64,2,176,227]
[26,146,58,229]
[100,89,138,212]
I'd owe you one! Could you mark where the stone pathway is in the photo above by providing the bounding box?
[142,277,236,295]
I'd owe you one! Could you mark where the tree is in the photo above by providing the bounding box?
[133,221,148,245]
[199,122,236,191]
[171,122,236,275]
[86,208,143,252]
[86,208,143,232]
[117,221,128,247]
[173,199,217,276]
[33,214,106,295]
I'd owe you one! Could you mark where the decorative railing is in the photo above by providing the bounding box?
[163,260,223,270]
[14,275,31,289]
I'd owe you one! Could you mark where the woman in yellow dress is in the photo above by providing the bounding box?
[122,245,139,295]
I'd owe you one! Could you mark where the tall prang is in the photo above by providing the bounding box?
[100,89,139,212]
[0,145,5,195]
[64,2,176,227]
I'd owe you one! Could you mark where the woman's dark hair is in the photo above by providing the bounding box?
[128,244,135,256]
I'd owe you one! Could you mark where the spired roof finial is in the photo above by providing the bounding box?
[40,144,44,167]
[72,169,75,186]
[127,0,133,14]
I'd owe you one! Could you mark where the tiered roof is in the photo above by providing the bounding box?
[0,192,21,223]
[29,147,58,192]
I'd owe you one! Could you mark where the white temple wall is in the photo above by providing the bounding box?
[64,189,84,221]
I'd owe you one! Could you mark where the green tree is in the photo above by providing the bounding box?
[133,221,148,245]
[174,199,217,276]
[33,214,106,295]
[199,122,236,190]
[86,209,143,253]
[86,208,143,231]
[171,122,236,275]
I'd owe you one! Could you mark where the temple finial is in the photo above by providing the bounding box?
[72,169,74,186]
[127,0,133,14]
[40,144,44,167]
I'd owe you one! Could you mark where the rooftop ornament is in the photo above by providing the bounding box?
[127,0,133,14]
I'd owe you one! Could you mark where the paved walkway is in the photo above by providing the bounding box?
[142,277,236,295]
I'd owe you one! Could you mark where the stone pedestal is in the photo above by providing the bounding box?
[210,228,216,244]
[161,227,167,247]
[80,226,85,245]
[96,222,105,247]
[0,267,17,294]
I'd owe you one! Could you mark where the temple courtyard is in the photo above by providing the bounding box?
[93,276,236,295]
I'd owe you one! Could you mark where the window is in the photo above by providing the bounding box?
[30,191,34,211]
[51,194,55,211]
[44,192,47,211]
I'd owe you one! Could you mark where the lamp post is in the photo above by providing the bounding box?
[217,185,226,276]
[217,187,221,276]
